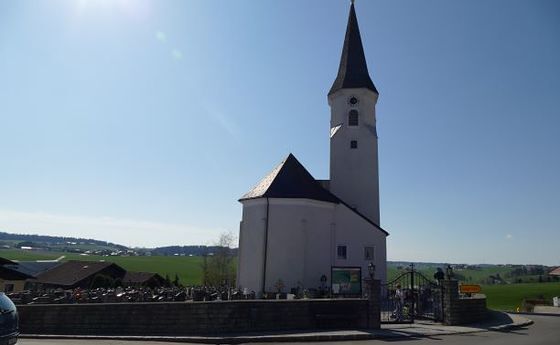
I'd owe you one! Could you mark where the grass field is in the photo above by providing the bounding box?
[482,282,560,311]
[0,249,61,261]
[387,265,547,284]
[0,249,204,285]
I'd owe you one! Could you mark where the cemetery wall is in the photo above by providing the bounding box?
[18,299,372,335]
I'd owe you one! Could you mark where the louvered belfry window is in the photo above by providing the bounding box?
[348,109,359,126]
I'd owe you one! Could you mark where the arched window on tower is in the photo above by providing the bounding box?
[348,110,359,126]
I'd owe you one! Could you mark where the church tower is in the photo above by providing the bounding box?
[328,2,380,226]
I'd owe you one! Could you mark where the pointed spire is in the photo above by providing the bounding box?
[329,2,378,96]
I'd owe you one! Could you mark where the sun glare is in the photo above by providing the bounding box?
[73,0,152,19]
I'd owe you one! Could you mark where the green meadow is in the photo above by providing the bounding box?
[387,265,520,284]
[0,249,60,261]
[0,249,204,286]
[482,282,560,311]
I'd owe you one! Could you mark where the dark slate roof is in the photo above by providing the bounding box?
[0,265,34,280]
[35,260,125,287]
[4,261,62,278]
[240,154,339,203]
[329,3,378,96]
[240,154,389,236]
[0,257,16,266]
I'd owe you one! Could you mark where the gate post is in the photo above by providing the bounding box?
[367,279,381,329]
[442,279,459,325]
[409,264,415,322]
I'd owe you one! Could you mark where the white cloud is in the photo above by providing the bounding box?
[506,234,513,240]
[0,209,222,248]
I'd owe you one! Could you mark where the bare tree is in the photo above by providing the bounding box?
[201,232,237,287]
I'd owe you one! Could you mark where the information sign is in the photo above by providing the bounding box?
[331,266,362,296]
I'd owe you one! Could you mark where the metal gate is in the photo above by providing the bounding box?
[380,264,444,323]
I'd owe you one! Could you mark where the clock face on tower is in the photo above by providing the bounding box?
[348,96,359,106]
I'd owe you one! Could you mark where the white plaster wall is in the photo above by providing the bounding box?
[333,203,387,285]
[264,199,335,292]
[238,197,387,294]
[328,88,380,226]
[237,199,267,293]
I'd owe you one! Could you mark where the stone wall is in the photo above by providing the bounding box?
[442,280,488,325]
[18,299,373,336]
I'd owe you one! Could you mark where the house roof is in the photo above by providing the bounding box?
[0,265,34,280]
[549,267,560,276]
[35,260,125,287]
[240,154,339,204]
[4,261,62,278]
[240,153,389,236]
[0,257,16,266]
[329,3,378,96]
[123,271,164,284]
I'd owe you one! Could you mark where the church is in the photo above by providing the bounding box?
[236,2,388,296]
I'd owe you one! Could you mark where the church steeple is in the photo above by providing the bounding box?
[328,2,378,96]
[328,1,380,226]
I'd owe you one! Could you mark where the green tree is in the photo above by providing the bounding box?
[201,248,209,285]
[165,274,171,287]
[90,274,115,289]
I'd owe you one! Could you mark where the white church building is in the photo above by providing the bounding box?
[237,2,389,296]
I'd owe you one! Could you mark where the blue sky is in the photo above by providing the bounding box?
[0,0,559,265]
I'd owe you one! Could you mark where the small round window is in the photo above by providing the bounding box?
[348,96,359,106]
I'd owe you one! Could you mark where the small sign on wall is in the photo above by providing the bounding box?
[459,284,482,294]
[331,266,362,296]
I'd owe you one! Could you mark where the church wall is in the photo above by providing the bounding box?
[237,199,267,294]
[264,199,335,293]
[332,204,387,285]
[301,209,337,291]
[239,198,387,295]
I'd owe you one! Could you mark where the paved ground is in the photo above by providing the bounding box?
[273,314,559,345]
[534,306,560,314]
[18,313,559,345]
